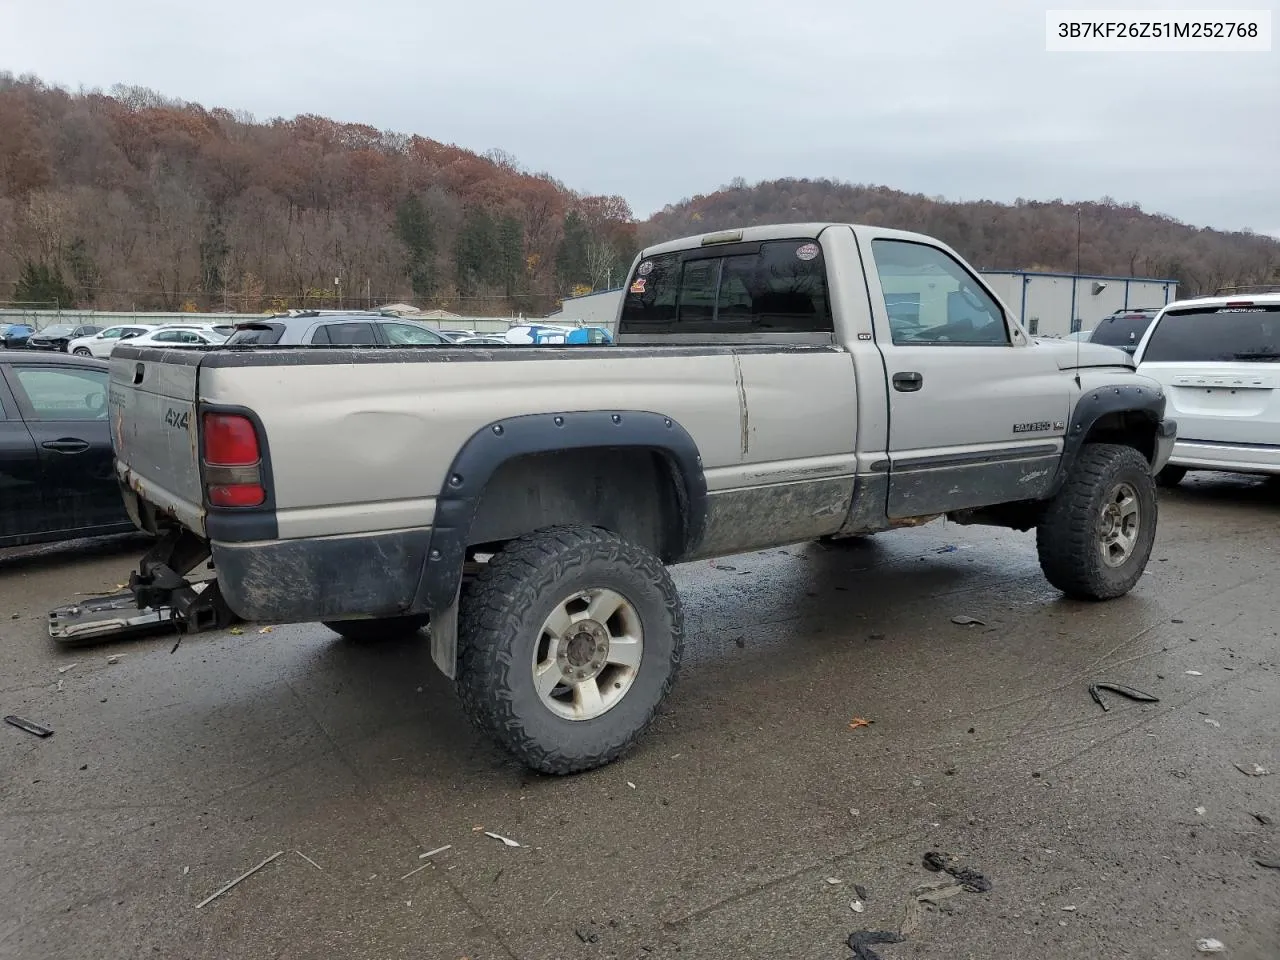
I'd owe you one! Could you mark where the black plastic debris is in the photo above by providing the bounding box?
[854,883,870,901]
[847,931,905,960]
[1088,682,1160,712]
[1255,857,1280,871]
[1250,813,1274,826]
[922,851,992,893]
[5,715,53,738]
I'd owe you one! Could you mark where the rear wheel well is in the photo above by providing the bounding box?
[466,447,688,561]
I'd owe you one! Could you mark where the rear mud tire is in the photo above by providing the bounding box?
[1037,443,1157,601]
[456,525,683,775]
[323,615,428,643]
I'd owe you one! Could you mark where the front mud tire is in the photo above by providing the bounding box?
[1036,443,1158,601]
[456,525,683,775]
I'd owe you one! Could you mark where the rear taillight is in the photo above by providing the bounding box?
[201,412,265,507]
[203,413,260,465]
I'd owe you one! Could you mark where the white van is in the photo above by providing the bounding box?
[1134,293,1280,485]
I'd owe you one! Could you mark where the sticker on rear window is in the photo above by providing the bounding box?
[637,260,654,277]
[630,278,647,294]
[796,243,819,261]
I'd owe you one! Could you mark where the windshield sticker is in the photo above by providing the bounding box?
[796,243,819,261]
[629,278,647,294]
[637,260,654,277]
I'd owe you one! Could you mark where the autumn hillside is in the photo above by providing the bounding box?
[0,74,636,314]
[3,73,1278,315]
[645,179,1280,296]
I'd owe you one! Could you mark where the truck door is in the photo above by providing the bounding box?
[863,237,1070,518]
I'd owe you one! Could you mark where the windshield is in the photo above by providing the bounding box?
[1142,304,1280,362]
[1090,314,1155,348]
[38,325,75,337]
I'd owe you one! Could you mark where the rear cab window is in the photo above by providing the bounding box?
[1142,304,1280,363]
[619,238,833,335]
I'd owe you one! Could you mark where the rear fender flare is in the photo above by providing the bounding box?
[413,410,708,615]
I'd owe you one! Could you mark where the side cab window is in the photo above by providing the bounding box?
[871,240,1010,346]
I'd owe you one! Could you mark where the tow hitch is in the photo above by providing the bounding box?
[128,528,238,633]
[48,529,239,647]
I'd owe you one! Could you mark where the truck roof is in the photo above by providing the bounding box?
[639,222,943,257]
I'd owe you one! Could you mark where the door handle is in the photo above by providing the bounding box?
[42,439,91,454]
[892,371,924,392]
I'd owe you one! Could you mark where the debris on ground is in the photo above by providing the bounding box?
[56,663,77,674]
[848,717,874,730]
[1250,813,1274,826]
[399,861,433,881]
[850,899,865,913]
[846,931,904,960]
[921,851,992,892]
[1186,670,1203,676]
[484,831,521,848]
[711,563,736,571]
[419,845,451,859]
[1234,763,1272,777]
[825,877,842,886]
[950,615,985,626]
[295,850,323,871]
[1196,938,1226,953]
[916,883,965,904]
[229,627,244,635]
[1195,806,1207,816]
[936,545,958,553]
[4,715,53,738]
[106,654,123,664]
[258,626,273,634]
[854,884,870,901]
[1062,905,1078,912]
[195,850,283,909]
[575,926,601,944]
[733,635,745,648]
[1088,682,1160,712]
[1255,857,1280,871]
[627,782,636,790]
[1204,718,1221,728]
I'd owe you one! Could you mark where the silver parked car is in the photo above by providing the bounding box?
[224,312,451,346]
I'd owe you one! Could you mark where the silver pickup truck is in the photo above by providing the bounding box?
[109,223,1176,774]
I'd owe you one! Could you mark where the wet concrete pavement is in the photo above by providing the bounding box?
[2,476,1278,960]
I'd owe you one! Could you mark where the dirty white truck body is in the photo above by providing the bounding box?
[109,223,1176,773]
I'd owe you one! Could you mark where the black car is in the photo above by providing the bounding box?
[0,352,134,547]
[1087,308,1162,355]
[1,323,35,348]
[27,324,104,352]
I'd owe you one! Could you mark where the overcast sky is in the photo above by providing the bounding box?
[3,0,1276,235]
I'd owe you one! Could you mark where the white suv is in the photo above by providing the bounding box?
[1134,293,1280,485]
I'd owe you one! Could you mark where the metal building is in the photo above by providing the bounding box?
[547,273,1178,340]
[980,271,1178,338]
